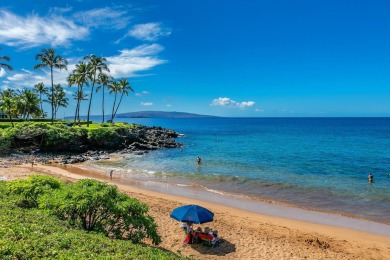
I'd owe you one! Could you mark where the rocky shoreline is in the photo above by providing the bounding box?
[0,126,183,166]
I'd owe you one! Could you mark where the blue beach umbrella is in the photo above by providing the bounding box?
[170,204,214,224]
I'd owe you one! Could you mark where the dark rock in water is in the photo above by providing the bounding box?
[2,125,182,165]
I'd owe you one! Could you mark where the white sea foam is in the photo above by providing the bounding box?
[204,188,226,196]
[177,183,191,187]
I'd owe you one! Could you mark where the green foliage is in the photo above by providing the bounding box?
[3,121,141,151]
[0,133,11,154]
[0,181,184,259]
[7,175,62,207]
[0,123,11,129]
[0,118,59,123]
[39,179,162,245]
[43,123,88,149]
[3,122,88,151]
[87,127,124,148]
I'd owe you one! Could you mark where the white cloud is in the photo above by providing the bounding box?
[141,102,153,106]
[0,10,89,48]
[135,90,150,96]
[0,68,6,77]
[126,22,171,41]
[211,97,255,109]
[7,73,29,81]
[74,7,130,30]
[107,44,166,78]
[255,108,264,112]
[6,69,45,85]
[3,43,165,93]
[50,7,73,14]
[4,67,68,90]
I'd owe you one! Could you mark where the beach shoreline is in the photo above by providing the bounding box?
[72,159,390,227]
[1,163,390,259]
[61,162,390,236]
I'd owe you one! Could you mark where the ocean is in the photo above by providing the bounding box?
[85,117,390,224]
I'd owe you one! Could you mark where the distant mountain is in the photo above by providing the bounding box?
[117,111,217,118]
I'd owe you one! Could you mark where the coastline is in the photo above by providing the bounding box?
[78,159,390,228]
[1,163,389,259]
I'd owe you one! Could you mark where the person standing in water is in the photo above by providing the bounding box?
[368,173,374,183]
[109,170,113,179]
[196,156,201,164]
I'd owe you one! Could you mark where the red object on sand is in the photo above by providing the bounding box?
[183,233,192,244]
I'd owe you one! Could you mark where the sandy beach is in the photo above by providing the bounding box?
[1,163,389,260]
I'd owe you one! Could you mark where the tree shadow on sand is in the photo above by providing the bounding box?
[189,239,236,256]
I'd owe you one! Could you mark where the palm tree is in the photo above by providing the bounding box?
[96,73,113,123]
[84,55,109,127]
[111,78,134,122]
[68,62,89,126]
[16,89,40,119]
[72,90,88,125]
[0,47,13,71]
[47,84,68,119]
[0,89,16,127]
[108,80,120,123]
[34,48,68,124]
[33,82,48,117]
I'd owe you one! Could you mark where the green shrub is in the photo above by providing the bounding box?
[87,127,125,148]
[7,175,63,207]
[39,179,161,245]
[3,122,88,151]
[43,124,88,150]
[0,181,183,259]
[0,124,11,129]
[0,134,11,154]
[0,118,63,123]
[2,121,143,151]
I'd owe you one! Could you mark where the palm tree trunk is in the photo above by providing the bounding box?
[102,86,105,123]
[74,101,79,126]
[113,92,124,120]
[39,93,43,117]
[50,66,54,124]
[74,85,80,126]
[73,100,78,126]
[7,105,13,128]
[77,101,81,125]
[86,82,95,127]
[111,93,118,122]
[8,114,14,127]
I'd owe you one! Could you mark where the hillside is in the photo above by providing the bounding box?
[117,111,217,118]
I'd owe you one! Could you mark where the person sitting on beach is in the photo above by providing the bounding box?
[204,227,211,234]
[186,222,193,234]
[368,173,374,183]
[193,227,203,243]
[180,222,193,234]
[198,227,220,247]
[181,223,195,245]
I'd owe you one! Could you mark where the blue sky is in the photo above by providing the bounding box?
[1,0,390,117]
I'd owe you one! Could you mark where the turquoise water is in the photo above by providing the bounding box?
[88,117,390,224]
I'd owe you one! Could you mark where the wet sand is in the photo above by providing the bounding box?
[1,163,390,259]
